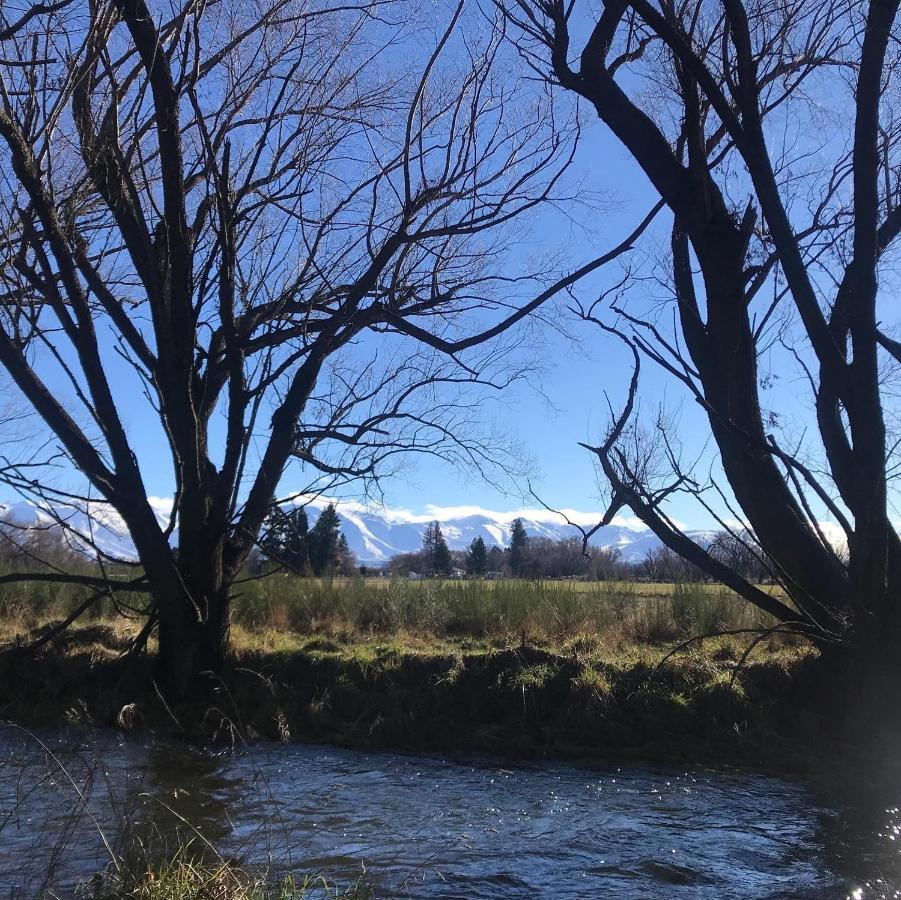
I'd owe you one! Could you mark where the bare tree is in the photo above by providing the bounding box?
[506,0,901,699]
[0,0,648,694]
[708,530,778,585]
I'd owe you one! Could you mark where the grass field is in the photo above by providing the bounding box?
[228,575,780,646]
[0,573,785,649]
[0,572,826,774]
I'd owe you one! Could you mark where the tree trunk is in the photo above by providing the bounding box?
[144,479,242,698]
[815,611,901,736]
[154,584,231,699]
[125,475,254,700]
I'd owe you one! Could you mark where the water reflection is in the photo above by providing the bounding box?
[809,775,901,900]
[135,741,243,850]
[0,725,899,898]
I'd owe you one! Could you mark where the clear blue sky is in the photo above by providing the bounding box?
[1,30,829,533]
[286,119,747,526]
[296,115,835,528]
[3,106,796,529]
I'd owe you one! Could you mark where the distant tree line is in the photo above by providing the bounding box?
[385,521,625,579]
[383,518,780,583]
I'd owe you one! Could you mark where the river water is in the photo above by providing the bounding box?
[0,726,897,898]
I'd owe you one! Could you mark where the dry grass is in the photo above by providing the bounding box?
[0,575,801,668]
[0,584,820,774]
[228,576,780,647]
[98,857,370,899]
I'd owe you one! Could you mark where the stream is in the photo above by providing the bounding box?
[0,726,897,898]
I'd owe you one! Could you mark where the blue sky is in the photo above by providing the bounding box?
[273,125,719,523]
[0,7,844,535]
[0,99,772,530]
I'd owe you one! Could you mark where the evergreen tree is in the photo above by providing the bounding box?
[507,518,530,577]
[261,505,309,572]
[422,520,452,575]
[432,527,453,576]
[421,521,437,558]
[261,508,289,562]
[308,503,343,575]
[335,533,356,576]
[467,536,488,576]
[421,521,437,572]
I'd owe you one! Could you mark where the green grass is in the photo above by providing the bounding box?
[0,572,823,770]
[97,855,371,899]
[228,575,775,645]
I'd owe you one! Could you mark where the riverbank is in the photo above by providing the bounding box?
[2,574,891,775]
[0,615,850,774]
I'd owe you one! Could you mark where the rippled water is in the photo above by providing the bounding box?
[0,725,898,898]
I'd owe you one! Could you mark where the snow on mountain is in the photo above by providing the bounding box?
[296,497,712,563]
[0,499,162,561]
[0,495,714,564]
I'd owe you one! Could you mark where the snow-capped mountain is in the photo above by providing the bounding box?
[0,496,713,564]
[297,498,713,563]
[0,498,172,561]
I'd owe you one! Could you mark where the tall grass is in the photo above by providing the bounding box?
[230,576,773,644]
[0,558,146,636]
[0,559,777,649]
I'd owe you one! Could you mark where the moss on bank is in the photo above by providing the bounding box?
[0,619,837,772]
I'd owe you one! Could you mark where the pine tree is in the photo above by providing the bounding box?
[421,521,438,553]
[432,526,453,576]
[467,536,488,576]
[308,503,342,575]
[422,520,452,575]
[261,505,309,572]
[421,521,436,572]
[467,536,488,575]
[507,518,530,577]
[260,508,289,563]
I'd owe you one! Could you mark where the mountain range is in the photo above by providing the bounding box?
[299,498,688,563]
[0,497,716,564]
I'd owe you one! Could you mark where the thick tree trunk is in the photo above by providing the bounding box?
[812,605,901,736]
[147,482,241,698]
[152,515,234,699]
[127,469,258,699]
[154,581,231,699]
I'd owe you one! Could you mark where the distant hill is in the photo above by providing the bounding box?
[0,496,717,564]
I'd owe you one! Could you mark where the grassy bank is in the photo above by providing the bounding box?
[0,575,835,772]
